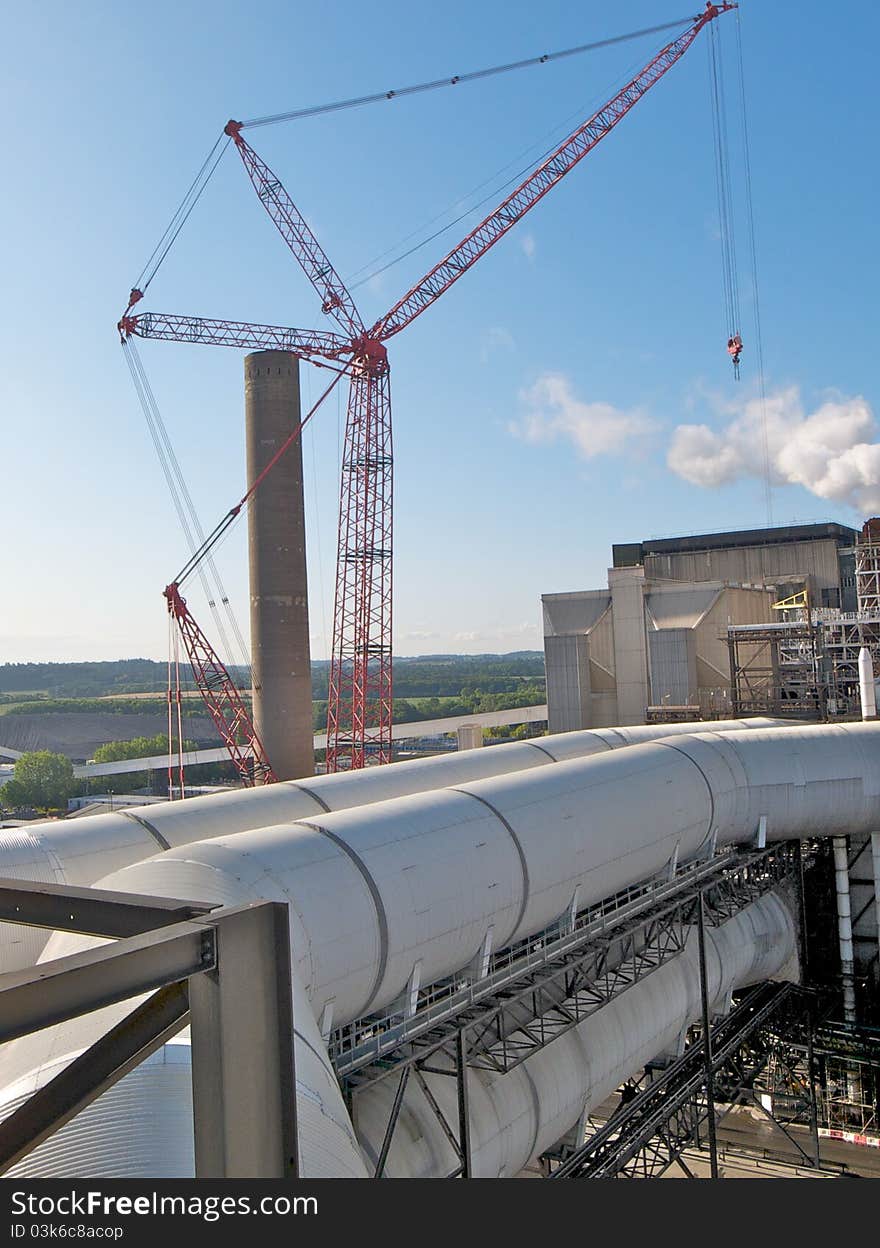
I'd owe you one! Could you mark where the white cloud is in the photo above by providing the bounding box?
[668,386,880,512]
[510,373,656,460]
[520,233,536,262]
[479,326,515,365]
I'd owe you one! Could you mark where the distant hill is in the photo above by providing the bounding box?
[0,653,546,701]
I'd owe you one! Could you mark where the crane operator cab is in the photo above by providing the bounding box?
[727,333,743,379]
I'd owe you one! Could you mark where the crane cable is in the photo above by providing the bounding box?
[241,17,696,129]
[121,339,253,680]
[129,20,695,301]
[707,19,740,349]
[134,136,230,296]
[735,6,773,526]
[170,367,345,588]
[343,37,674,292]
[707,10,772,524]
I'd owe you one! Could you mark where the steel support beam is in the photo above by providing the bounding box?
[547,983,797,1178]
[0,876,215,939]
[373,1067,410,1178]
[0,921,214,1045]
[0,982,189,1174]
[0,884,297,1179]
[456,1029,472,1179]
[189,901,299,1178]
[696,891,719,1178]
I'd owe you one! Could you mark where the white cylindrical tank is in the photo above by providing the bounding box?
[1,720,869,1178]
[42,721,874,1030]
[0,893,794,1179]
[353,891,796,1177]
[0,718,781,974]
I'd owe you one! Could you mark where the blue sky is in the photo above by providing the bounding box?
[2,1,878,664]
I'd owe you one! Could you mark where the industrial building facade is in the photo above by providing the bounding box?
[544,522,859,732]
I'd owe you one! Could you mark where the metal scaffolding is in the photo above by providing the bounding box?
[332,843,801,1176]
[546,981,806,1178]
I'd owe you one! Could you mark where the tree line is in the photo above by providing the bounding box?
[0,653,545,701]
[0,736,238,813]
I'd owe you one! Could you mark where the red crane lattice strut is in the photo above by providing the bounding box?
[164,581,277,785]
[119,3,735,773]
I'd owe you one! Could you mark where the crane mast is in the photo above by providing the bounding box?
[120,3,735,775]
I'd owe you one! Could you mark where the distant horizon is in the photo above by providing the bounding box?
[0,649,545,669]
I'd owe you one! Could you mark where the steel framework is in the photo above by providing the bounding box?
[119,3,735,771]
[0,878,297,1178]
[333,840,799,1176]
[547,982,807,1177]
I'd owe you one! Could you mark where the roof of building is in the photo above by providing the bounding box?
[613,521,858,567]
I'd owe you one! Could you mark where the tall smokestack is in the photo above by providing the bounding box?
[245,350,313,779]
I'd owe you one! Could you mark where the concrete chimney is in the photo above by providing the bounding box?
[244,350,313,780]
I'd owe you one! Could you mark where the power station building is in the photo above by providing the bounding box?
[543,522,859,732]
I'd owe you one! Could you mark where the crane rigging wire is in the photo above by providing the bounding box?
[130,20,694,302]
[129,19,691,301]
[170,367,344,587]
[705,9,772,524]
[241,17,696,129]
[345,41,654,293]
[134,136,230,296]
[121,339,252,679]
[735,6,773,525]
[707,20,740,347]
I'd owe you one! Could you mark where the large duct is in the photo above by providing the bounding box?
[0,718,780,974]
[354,892,796,1177]
[245,349,313,781]
[1,892,795,1179]
[0,721,875,1177]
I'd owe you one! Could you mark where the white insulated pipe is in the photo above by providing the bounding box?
[832,835,857,1023]
[354,892,796,1177]
[0,721,877,1178]
[0,718,781,974]
[859,646,877,720]
[2,892,795,1179]
[54,721,876,1032]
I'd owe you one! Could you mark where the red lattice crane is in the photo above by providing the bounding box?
[164,581,277,786]
[119,3,735,773]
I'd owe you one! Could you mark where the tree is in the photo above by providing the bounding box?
[88,734,238,793]
[0,751,75,813]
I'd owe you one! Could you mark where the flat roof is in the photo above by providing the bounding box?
[613,522,858,566]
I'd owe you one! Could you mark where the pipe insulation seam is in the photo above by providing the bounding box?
[120,810,170,851]
[295,819,391,1014]
[0,718,780,979]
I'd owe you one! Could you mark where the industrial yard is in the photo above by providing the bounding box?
[1,0,879,1210]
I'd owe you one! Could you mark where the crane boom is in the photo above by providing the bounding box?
[375,3,735,341]
[225,122,366,340]
[165,582,277,786]
[120,310,351,364]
